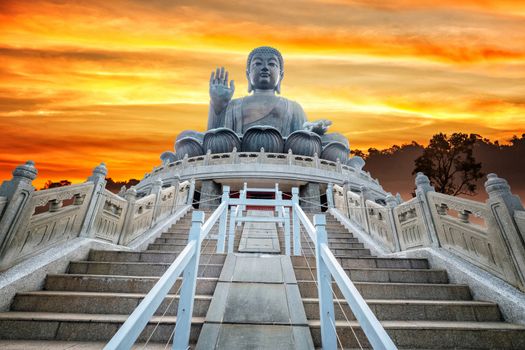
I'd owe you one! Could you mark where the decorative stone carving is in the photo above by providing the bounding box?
[203,127,241,154]
[321,141,349,162]
[160,151,177,164]
[241,126,284,153]
[284,130,322,157]
[12,160,38,181]
[346,156,365,170]
[175,137,204,160]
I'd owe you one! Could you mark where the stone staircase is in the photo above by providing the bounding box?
[0,210,234,347]
[0,209,525,349]
[291,213,525,349]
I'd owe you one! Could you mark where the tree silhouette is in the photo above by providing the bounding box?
[40,179,71,190]
[413,133,483,196]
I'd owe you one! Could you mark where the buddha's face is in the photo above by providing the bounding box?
[248,53,281,91]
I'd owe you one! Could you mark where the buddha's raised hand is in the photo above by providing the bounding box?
[209,67,235,115]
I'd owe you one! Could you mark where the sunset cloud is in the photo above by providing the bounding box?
[0,0,524,187]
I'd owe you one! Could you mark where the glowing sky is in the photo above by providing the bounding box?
[1,0,524,187]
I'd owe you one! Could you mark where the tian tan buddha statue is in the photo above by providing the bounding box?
[167,46,356,165]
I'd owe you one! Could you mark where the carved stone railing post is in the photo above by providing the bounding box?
[342,180,350,217]
[231,147,239,164]
[385,193,401,251]
[150,179,163,227]
[80,163,107,238]
[336,158,342,173]
[313,153,320,168]
[119,187,137,245]
[359,186,372,234]
[170,176,181,214]
[287,149,293,166]
[203,149,211,166]
[326,183,334,209]
[187,178,196,206]
[0,161,37,251]
[414,172,440,247]
[258,147,265,164]
[485,173,525,289]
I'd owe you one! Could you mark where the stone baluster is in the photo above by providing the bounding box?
[204,149,211,166]
[342,180,350,217]
[414,172,440,247]
[231,147,239,164]
[359,186,372,234]
[385,193,402,251]
[80,162,108,238]
[485,173,525,290]
[287,149,293,166]
[150,179,163,227]
[119,187,137,245]
[258,147,265,164]
[170,176,181,214]
[313,153,320,168]
[0,161,38,259]
[336,158,342,173]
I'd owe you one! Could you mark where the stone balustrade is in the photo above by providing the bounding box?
[0,162,194,271]
[137,150,384,196]
[332,173,525,291]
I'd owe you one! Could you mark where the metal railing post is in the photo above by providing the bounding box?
[284,207,291,256]
[172,211,204,349]
[292,187,301,255]
[217,186,229,253]
[276,185,283,228]
[314,214,337,349]
[228,206,238,253]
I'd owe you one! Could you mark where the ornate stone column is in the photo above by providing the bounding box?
[80,163,108,237]
[385,193,401,251]
[485,173,525,289]
[414,172,440,247]
[0,161,37,255]
[150,179,163,226]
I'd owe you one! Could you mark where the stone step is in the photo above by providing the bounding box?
[302,298,501,322]
[298,280,472,300]
[12,291,212,317]
[147,243,219,253]
[291,256,429,269]
[0,340,172,349]
[69,261,223,277]
[45,275,218,295]
[277,240,363,248]
[294,267,449,283]
[0,312,204,343]
[308,320,525,349]
[299,248,372,258]
[155,237,241,245]
[88,250,227,264]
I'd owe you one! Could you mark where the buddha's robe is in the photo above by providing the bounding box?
[222,96,307,137]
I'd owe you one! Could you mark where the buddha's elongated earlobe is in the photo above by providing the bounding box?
[275,73,283,94]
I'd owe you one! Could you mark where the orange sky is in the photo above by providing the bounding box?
[1,0,524,188]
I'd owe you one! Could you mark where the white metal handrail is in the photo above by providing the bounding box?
[104,201,228,350]
[293,204,397,350]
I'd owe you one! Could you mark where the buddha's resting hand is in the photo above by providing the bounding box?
[209,67,235,115]
[303,119,332,135]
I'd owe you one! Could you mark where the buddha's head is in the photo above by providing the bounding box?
[246,46,284,94]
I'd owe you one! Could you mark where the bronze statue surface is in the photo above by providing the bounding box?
[173,46,354,163]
